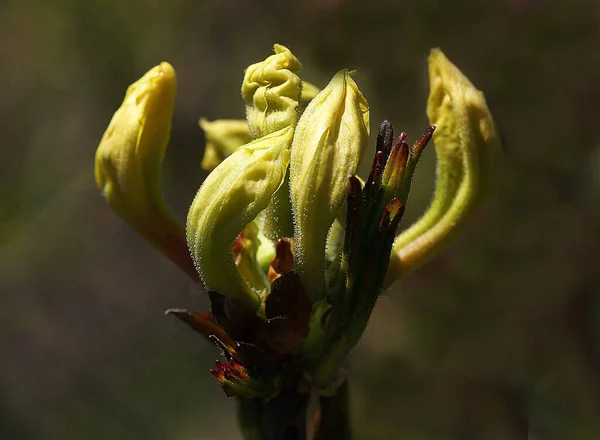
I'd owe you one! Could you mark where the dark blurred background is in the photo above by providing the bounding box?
[2,0,600,438]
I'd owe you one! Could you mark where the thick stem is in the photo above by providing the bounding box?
[237,391,310,440]
[313,380,351,440]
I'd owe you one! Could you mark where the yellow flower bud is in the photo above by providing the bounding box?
[242,45,311,239]
[241,44,302,138]
[187,127,294,310]
[199,118,252,172]
[385,49,501,285]
[300,81,320,107]
[95,62,197,279]
[290,70,370,301]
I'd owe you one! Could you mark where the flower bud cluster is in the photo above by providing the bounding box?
[96,45,501,397]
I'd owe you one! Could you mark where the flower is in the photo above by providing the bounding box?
[187,126,294,310]
[95,62,198,280]
[385,48,502,284]
[96,45,500,397]
[198,118,252,172]
[242,43,303,138]
[290,69,370,302]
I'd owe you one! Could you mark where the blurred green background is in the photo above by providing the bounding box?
[2,0,600,438]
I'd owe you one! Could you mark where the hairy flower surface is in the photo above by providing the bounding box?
[187,126,293,310]
[199,118,252,172]
[386,49,502,283]
[290,69,370,302]
[242,43,303,138]
[95,63,176,236]
[96,44,500,399]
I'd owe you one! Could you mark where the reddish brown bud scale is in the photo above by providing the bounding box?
[378,206,391,231]
[268,238,294,284]
[411,125,436,159]
[342,174,365,298]
[387,198,404,220]
[390,141,410,191]
[347,175,364,210]
[382,137,399,185]
[375,120,394,159]
[210,366,224,379]
[387,199,405,234]
[263,271,311,354]
[165,309,237,355]
[378,198,403,231]
[366,151,385,189]
[344,175,364,259]
[211,359,253,397]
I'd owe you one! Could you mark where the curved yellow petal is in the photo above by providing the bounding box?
[242,44,302,138]
[95,63,197,279]
[199,118,252,172]
[385,49,501,286]
[187,127,294,310]
[300,81,320,107]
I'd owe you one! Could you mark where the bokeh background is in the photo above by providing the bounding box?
[2,0,600,438]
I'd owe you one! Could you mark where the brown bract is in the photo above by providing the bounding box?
[168,268,311,397]
[268,238,294,284]
[209,270,311,371]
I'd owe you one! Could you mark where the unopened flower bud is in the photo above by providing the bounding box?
[386,48,501,285]
[290,69,370,301]
[300,81,320,107]
[241,44,302,138]
[187,127,294,310]
[199,118,252,171]
[95,63,197,279]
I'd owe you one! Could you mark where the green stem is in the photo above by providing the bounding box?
[237,391,310,440]
[313,380,351,440]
